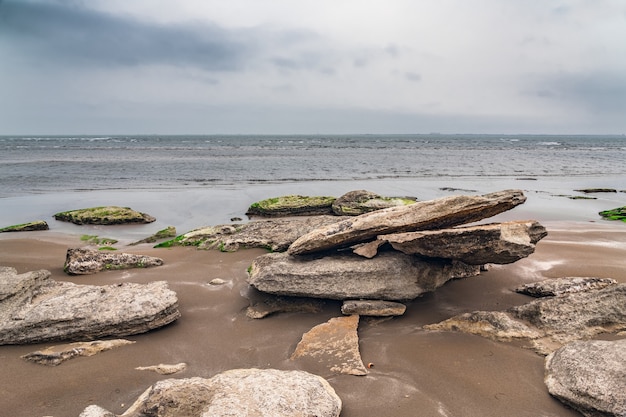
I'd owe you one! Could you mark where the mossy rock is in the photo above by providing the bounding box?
[575,188,617,194]
[0,220,49,233]
[246,195,336,217]
[599,206,626,222]
[332,190,417,216]
[130,226,177,246]
[53,206,156,225]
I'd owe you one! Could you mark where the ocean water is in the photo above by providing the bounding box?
[1,134,626,236]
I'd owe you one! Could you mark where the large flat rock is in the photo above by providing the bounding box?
[248,251,480,301]
[64,247,164,275]
[0,266,180,345]
[288,190,526,255]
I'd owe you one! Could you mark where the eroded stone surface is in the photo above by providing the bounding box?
[21,339,135,366]
[516,277,618,297]
[135,363,188,375]
[331,190,416,216]
[341,300,406,316]
[64,247,164,275]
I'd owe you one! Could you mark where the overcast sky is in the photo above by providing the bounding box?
[1,0,625,135]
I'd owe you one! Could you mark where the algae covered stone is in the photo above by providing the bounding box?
[332,190,416,215]
[246,195,336,216]
[0,220,49,232]
[53,206,156,225]
[599,206,626,222]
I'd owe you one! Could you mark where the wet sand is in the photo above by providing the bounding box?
[1,221,626,417]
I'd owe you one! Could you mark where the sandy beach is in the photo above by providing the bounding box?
[1,213,625,417]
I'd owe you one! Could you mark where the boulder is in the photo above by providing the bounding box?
[248,251,480,301]
[64,247,164,275]
[425,282,626,355]
[21,339,135,366]
[331,190,416,215]
[382,220,547,264]
[545,339,626,417]
[291,314,368,376]
[53,206,156,225]
[101,369,342,417]
[246,195,336,217]
[288,189,527,255]
[516,277,618,297]
[341,300,406,316]
[0,266,180,345]
[0,220,49,232]
[156,216,340,252]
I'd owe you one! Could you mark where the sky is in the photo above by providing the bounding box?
[1,0,625,135]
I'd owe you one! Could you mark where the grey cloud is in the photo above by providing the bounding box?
[0,0,250,71]
[405,72,422,82]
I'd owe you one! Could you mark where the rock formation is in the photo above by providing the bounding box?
[53,206,156,225]
[0,266,180,345]
[425,280,626,355]
[246,195,336,216]
[21,339,135,366]
[64,247,164,275]
[341,300,406,316]
[331,189,416,215]
[515,277,618,297]
[129,226,177,245]
[545,339,626,417]
[248,251,479,301]
[0,220,49,232]
[288,189,527,255]
[291,315,368,376]
[84,369,342,417]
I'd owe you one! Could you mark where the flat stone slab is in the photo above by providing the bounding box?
[64,247,164,275]
[53,206,156,225]
[545,339,626,417]
[0,266,180,345]
[291,314,368,376]
[288,190,527,255]
[135,362,188,375]
[246,195,336,216]
[341,300,406,316]
[331,189,416,215]
[21,339,135,366]
[515,277,618,297]
[0,220,49,232]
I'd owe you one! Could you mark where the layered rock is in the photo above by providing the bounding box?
[0,266,180,345]
[382,220,547,264]
[545,339,626,417]
[157,216,340,252]
[53,206,156,225]
[291,314,368,376]
[288,189,527,255]
[0,220,49,232]
[331,190,416,215]
[246,195,336,217]
[425,281,626,354]
[248,251,479,301]
[92,369,342,417]
[341,300,406,316]
[21,339,135,366]
[64,247,164,275]
[516,277,618,297]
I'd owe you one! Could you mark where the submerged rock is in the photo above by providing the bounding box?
[545,339,626,417]
[291,314,368,376]
[383,220,547,264]
[426,282,626,355]
[515,277,618,297]
[288,190,527,255]
[248,251,479,301]
[246,195,336,217]
[135,362,188,375]
[157,216,340,252]
[331,190,416,216]
[53,206,156,225]
[0,220,49,233]
[64,247,164,275]
[21,339,135,366]
[95,369,342,417]
[0,266,180,345]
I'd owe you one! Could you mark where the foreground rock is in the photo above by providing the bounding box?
[545,339,626,417]
[379,220,547,264]
[516,277,618,297]
[64,247,164,275]
[53,206,156,225]
[87,369,342,417]
[246,195,336,216]
[0,220,49,232]
[249,251,479,301]
[157,216,340,252]
[0,266,180,345]
[331,190,416,215]
[292,315,368,376]
[426,281,626,354]
[288,189,527,255]
[21,339,135,366]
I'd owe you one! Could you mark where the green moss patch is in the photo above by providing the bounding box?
[599,206,626,223]
[0,220,49,233]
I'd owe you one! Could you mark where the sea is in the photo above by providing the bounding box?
[1,134,626,237]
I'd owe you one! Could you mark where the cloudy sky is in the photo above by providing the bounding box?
[1,0,625,135]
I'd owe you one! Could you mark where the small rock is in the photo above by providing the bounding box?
[515,277,618,297]
[209,278,227,285]
[135,362,187,375]
[129,226,177,245]
[331,189,416,216]
[79,405,116,417]
[575,188,617,193]
[0,220,49,233]
[21,339,135,366]
[64,247,163,275]
[53,206,155,225]
[341,300,406,316]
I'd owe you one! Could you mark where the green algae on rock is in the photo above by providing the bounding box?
[53,206,156,225]
[130,226,177,246]
[331,190,416,215]
[0,220,49,233]
[246,195,336,217]
[599,206,626,222]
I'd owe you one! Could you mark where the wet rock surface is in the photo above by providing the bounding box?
[64,247,164,275]
[53,206,156,225]
[21,339,135,366]
[0,220,49,232]
[331,189,416,215]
